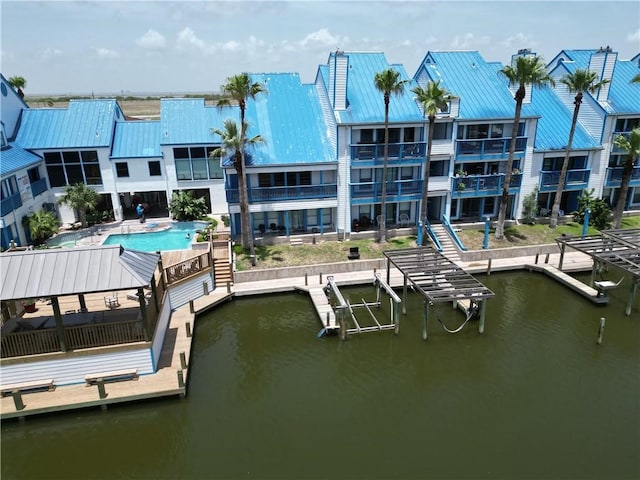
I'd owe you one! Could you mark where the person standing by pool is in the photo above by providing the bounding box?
[136,203,145,223]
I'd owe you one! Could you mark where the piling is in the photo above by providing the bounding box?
[226,281,231,293]
[180,351,188,370]
[203,281,209,295]
[305,273,308,286]
[486,258,492,276]
[189,300,194,314]
[596,317,605,345]
[97,379,107,399]
[11,390,24,411]
[185,322,192,338]
[319,273,323,284]
[177,370,185,389]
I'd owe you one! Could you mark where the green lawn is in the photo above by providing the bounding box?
[235,216,640,270]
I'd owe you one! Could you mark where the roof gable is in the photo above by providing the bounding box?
[0,143,42,176]
[159,98,233,145]
[111,120,161,159]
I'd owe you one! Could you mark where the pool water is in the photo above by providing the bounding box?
[102,221,207,252]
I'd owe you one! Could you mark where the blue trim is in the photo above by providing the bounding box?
[424,218,442,251]
[150,347,156,373]
[442,215,467,251]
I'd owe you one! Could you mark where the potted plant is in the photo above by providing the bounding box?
[23,298,37,313]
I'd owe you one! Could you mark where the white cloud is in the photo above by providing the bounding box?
[221,40,242,52]
[502,33,537,50]
[628,28,640,43]
[300,28,347,49]
[41,48,63,59]
[95,47,119,58]
[451,33,491,49]
[137,29,166,50]
[176,27,210,53]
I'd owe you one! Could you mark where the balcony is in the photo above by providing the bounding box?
[455,137,527,160]
[539,169,590,193]
[30,178,48,197]
[451,173,522,198]
[226,184,337,204]
[1,192,22,217]
[605,166,640,188]
[350,179,423,203]
[350,142,426,164]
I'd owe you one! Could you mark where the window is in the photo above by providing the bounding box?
[429,158,450,177]
[403,128,415,142]
[360,129,374,143]
[115,162,129,178]
[615,118,640,133]
[400,167,413,180]
[148,161,162,176]
[173,146,222,180]
[358,169,372,182]
[192,158,208,180]
[0,176,18,200]
[432,123,452,140]
[43,150,102,186]
[175,159,192,180]
[27,167,41,183]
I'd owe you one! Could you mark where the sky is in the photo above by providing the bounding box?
[1,0,639,96]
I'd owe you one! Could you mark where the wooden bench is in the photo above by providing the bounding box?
[1,379,55,397]
[84,369,138,386]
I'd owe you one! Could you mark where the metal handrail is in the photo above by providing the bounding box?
[442,215,467,251]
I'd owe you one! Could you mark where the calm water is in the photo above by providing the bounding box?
[2,271,639,479]
[102,221,207,252]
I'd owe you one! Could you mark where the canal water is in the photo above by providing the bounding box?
[2,271,639,479]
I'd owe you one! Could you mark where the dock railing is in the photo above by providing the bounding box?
[163,249,212,286]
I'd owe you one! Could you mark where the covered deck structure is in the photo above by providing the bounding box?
[383,247,495,340]
[556,228,640,316]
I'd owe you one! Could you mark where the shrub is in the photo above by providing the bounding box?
[573,189,611,230]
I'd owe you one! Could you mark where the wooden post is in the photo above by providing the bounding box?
[185,322,192,338]
[319,272,323,284]
[386,257,391,285]
[545,252,550,264]
[305,273,308,286]
[339,309,346,340]
[138,287,150,341]
[97,379,107,399]
[486,258,492,276]
[596,317,605,345]
[226,281,231,293]
[177,370,185,389]
[478,300,487,334]
[557,243,565,269]
[12,390,24,411]
[394,300,400,334]
[422,301,429,341]
[203,281,209,295]
[590,261,598,287]
[78,294,87,312]
[534,253,539,264]
[50,297,68,352]
[402,274,407,315]
[626,279,639,317]
[180,351,188,369]
[189,300,194,314]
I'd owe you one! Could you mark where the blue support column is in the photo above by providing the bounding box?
[582,208,591,237]
[483,216,490,249]
[417,221,423,246]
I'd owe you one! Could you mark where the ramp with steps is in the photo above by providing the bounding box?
[430,224,461,262]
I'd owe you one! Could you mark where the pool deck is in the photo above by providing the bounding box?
[1,248,597,421]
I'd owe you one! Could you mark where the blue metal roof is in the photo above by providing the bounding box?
[320,52,424,124]
[417,51,538,120]
[550,49,640,114]
[531,86,600,151]
[14,99,121,149]
[159,98,233,145]
[111,121,161,159]
[0,143,41,176]
[221,73,334,166]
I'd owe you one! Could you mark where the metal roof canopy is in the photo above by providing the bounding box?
[0,246,160,301]
[556,229,640,280]
[383,247,495,303]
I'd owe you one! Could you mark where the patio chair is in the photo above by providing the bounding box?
[399,214,410,227]
[104,292,120,309]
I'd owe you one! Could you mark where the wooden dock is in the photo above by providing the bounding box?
[526,264,609,304]
[306,287,338,331]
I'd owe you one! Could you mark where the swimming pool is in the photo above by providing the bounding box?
[102,221,208,252]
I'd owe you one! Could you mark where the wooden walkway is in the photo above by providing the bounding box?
[526,263,608,304]
[305,287,338,331]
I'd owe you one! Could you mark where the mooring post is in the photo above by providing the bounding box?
[478,300,487,334]
[226,281,231,293]
[339,312,346,341]
[203,281,209,295]
[185,322,192,338]
[545,252,550,264]
[319,272,323,285]
[177,370,185,389]
[626,280,639,316]
[394,301,400,334]
[590,261,598,287]
[596,317,606,345]
[557,243,565,270]
[189,300,194,314]
[305,273,308,286]
[180,351,188,370]
[487,258,492,276]
[386,257,391,285]
[12,390,24,411]
[402,274,408,315]
[535,253,539,264]
[97,379,107,399]
[422,301,429,341]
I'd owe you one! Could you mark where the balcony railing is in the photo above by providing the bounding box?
[1,192,22,216]
[605,166,640,188]
[455,137,527,159]
[350,142,426,162]
[451,173,522,198]
[350,179,423,200]
[539,169,590,193]
[30,178,48,197]
[226,184,337,204]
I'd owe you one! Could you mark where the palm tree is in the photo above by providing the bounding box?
[611,128,640,228]
[495,55,555,239]
[217,74,267,257]
[27,210,59,245]
[374,68,407,243]
[412,81,456,243]
[8,75,26,98]
[211,119,265,264]
[57,183,100,228]
[631,73,640,84]
[549,69,609,228]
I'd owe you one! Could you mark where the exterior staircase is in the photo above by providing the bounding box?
[211,237,233,287]
[429,224,462,263]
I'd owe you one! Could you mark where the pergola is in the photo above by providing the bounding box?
[383,247,495,340]
[556,228,640,316]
